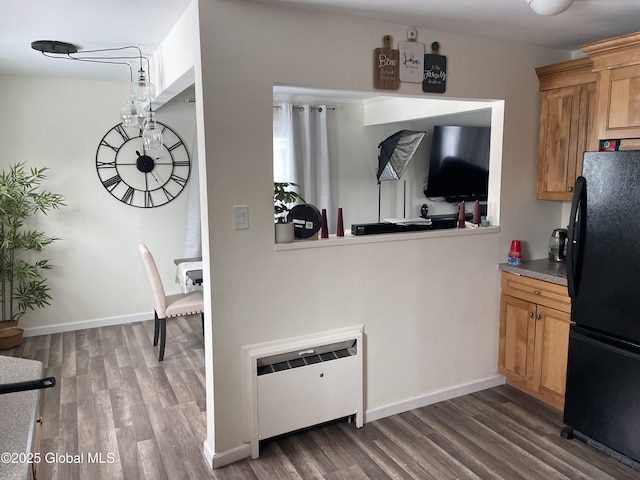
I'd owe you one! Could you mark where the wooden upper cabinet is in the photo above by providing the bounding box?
[581,32,640,147]
[535,58,597,201]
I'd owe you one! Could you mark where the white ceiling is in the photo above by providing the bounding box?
[0,0,193,81]
[2,0,639,82]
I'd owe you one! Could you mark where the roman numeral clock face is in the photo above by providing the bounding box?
[95,122,190,208]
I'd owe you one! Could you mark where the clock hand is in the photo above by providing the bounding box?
[150,171,162,184]
[137,150,161,159]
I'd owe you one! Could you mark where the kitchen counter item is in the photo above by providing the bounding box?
[507,239,522,265]
[499,258,567,286]
[0,355,43,480]
[549,228,568,262]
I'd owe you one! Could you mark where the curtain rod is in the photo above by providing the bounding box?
[273,105,336,112]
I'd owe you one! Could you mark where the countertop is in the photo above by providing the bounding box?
[0,355,43,480]
[499,258,568,286]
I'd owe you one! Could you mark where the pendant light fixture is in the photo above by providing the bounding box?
[130,48,155,105]
[142,106,164,151]
[120,97,146,128]
[527,0,575,16]
[31,40,161,148]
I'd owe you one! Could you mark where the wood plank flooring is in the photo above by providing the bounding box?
[5,317,640,480]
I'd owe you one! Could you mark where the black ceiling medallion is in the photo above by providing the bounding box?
[31,40,79,55]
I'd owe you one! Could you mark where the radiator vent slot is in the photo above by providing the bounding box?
[256,339,357,376]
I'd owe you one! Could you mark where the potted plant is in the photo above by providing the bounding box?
[274,182,305,244]
[0,163,65,349]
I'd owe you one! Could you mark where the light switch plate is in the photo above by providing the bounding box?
[233,205,249,230]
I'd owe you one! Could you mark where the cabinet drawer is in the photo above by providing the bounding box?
[501,272,571,313]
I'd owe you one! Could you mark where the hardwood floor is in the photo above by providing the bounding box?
[6,317,640,480]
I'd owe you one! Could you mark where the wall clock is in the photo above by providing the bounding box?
[95,122,190,208]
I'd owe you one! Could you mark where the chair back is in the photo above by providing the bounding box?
[138,244,167,317]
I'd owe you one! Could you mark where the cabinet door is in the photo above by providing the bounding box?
[578,82,598,170]
[536,85,581,200]
[499,294,536,386]
[595,64,640,140]
[532,305,571,410]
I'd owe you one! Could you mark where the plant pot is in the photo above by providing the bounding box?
[275,222,295,244]
[0,320,18,329]
[0,326,24,350]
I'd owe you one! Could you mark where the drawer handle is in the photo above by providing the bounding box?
[533,290,541,295]
[536,313,541,320]
[568,186,573,192]
[529,312,534,318]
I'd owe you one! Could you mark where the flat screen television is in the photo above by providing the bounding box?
[424,125,491,202]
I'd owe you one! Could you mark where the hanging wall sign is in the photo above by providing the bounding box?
[374,35,399,90]
[399,29,425,83]
[423,42,447,94]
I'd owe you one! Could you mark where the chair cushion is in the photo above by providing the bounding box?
[165,291,204,318]
[139,244,168,316]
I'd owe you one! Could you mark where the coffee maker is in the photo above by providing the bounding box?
[548,228,567,262]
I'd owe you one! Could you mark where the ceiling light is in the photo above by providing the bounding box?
[31,40,157,127]
[120,97,146,128]
[142,107,164,151]
[528,0,575,16]
[131,68,155,104]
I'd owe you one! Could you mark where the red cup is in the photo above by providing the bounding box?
[510,240,521,253]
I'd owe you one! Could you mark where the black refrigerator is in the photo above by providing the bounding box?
[563,150,640,465]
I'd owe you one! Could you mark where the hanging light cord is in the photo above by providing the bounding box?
[36,42,161,147]
[38,45,152,83]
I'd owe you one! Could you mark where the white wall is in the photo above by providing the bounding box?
[0,75,197,333]
[195,0,571,458]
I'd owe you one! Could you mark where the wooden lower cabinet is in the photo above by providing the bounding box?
[498,272,572,410]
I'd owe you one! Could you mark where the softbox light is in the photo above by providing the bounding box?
[376,130,426,222]
[377,130,426,183]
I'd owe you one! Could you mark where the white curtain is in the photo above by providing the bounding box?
[273,103,334,231]
[184,130,201,257]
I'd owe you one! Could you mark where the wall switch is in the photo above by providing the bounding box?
[233,205,249,230]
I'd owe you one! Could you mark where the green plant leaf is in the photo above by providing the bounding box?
[0,162,65,322]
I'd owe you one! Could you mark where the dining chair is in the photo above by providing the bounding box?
[138,244,205,361]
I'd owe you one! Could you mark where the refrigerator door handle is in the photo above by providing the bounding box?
[567,176,586,298]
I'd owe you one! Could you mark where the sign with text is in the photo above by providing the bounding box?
[374,35,399,90]
[423,51,447,94]
[399,40,425,83]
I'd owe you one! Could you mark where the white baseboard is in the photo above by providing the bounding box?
[21,311,154,337]
[202,439,214,468]
[210,442,252,469]
[208,375,505,467]
[364,374,506,423]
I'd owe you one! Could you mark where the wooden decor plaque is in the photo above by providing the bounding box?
[399,29,425,83]
[423,42,447,94]
[374,35,399,90]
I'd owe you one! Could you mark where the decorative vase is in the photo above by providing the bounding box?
[336,208,344,237]
[473,200,480,225]
[275,222,295,244]
[458,201,465,228]
[321,209,328,238]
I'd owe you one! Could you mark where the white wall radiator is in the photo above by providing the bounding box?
[243,325,364,458]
